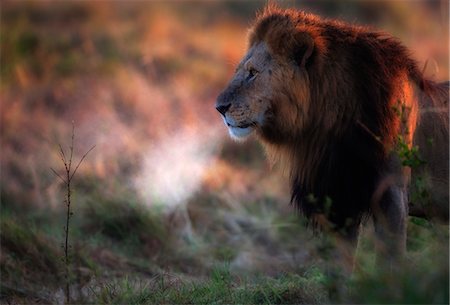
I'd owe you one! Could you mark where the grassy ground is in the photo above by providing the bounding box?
[2,194,448,304]
[1,1,448,304]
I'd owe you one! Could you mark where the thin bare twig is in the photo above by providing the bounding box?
[70,145,96,181]
[68,122,74,173]
[356,120,383,145]
[58,144,69,173]
[50,168,66,183]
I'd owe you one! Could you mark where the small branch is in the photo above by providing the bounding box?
[50,168,67,183]
[58,144,69,173]
[68,122,75,173]
[356,120,383,145]
[70,145,95,181]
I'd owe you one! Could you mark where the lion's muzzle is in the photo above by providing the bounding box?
[216,103,231,116]
[215,90,233,116]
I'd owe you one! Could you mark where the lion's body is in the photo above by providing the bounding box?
[411,82,449,221]
[216,6,449,269]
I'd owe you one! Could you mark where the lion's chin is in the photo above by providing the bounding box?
[228,126,254,140]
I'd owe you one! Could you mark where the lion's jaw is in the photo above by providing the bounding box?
[216,42,274,141]
[221,106,267,140]
[222,116,256,140]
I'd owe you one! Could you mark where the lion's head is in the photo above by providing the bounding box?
[216,9,326,143]
[215,42,275,140]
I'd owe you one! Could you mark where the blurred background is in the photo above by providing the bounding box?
[1,1,448,304]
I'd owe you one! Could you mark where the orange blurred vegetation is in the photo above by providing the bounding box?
[1,1,447,208]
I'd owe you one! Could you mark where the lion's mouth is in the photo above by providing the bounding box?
[226,122,255,139]
[227,122,254,129]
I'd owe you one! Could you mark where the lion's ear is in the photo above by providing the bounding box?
[293,31,315,68]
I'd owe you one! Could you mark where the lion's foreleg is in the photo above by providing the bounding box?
[321,224,360,300]
[372,184,408,269]
[314,213,361,275]
[335,224,361,275]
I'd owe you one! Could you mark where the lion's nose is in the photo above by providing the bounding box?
[216,103,231,116]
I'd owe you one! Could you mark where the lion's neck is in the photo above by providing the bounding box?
[260,133,329,188]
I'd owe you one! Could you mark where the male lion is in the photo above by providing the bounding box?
[216,6,449,271]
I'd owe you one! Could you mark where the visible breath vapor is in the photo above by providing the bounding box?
[134,127,221,209]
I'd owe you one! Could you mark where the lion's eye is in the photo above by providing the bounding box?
[247,68,258,81]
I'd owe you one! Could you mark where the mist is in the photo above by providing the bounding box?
[135,126,222,209]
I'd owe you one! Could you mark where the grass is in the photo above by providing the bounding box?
[3,187,447,304]
[81,194,169,259]
[347,218,449,304]
[1,218,61,284]
[93,266,327,305]
[1,217,61,303]
[0,213,100,304]
[349,245,449,304]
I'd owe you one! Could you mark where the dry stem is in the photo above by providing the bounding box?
[51,123,94,304]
